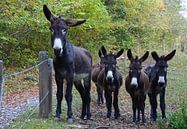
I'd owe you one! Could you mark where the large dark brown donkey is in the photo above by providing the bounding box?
[92,48,105,105]
[145,50,176,121]
[125,49,149,123]
[43,5,92,123]
[97,46,124,119]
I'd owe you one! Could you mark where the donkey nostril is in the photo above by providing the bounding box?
[158,82,165,87]
[54,48,62,55]
[107,77,113,82]
[131,84,138,89]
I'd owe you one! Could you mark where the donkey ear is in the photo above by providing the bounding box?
[43,5,54,21]
[165,49,176,61]
[127,49,133,60]
[115,49,124,58]
[64,19,86,27]
[98,49,103,58]
[151,51,159,61]
[139,51,149,63]
[101,45,107,56]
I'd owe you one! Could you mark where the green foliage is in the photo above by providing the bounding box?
[0,0,187,66]
[156,107,187,129]
[168,107,187,129]
[0,0,111,66]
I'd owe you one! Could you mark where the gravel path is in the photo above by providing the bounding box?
[0,87,39,129]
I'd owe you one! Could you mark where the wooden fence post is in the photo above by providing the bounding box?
[39,51,52,118]
[0,60,3,113]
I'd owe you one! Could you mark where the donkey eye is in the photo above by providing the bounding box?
[62,29,66,34]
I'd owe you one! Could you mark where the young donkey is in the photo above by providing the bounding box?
[97,46,124,119]
[145,50,176,121]
[125,49,149,123]
[92,48,105,105]
[43,5,92,122]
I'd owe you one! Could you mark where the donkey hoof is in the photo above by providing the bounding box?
[151,118,156,121]
[54,116,61,121]
[107,114,111,118]
[142,119,146,123]
[80,115,86,120]
[114,113,120,119]
[162,116,167,120]
[136,118,140,123]
[67,118,73,124]
[115,116,120,119]
[87,114,91,119]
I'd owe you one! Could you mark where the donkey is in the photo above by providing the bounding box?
[97,46,124,119]
[92,48,105,105]
[145,50,176,121]
[125,49,149,123]
[43,5,92,123]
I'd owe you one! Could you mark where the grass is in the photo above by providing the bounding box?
[166,51,187,106]
[155,106,187,129]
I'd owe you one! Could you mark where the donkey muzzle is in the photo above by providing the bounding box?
[158,82,165,87]
[158,76,165,87]
[130,77,138,88]
[54,48,62,56]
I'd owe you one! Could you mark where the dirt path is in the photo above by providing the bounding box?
[73,84,156,129]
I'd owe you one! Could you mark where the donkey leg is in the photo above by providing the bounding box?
[98,86,104,104]
[140,95,146,123]
[54,74,63,121]
[137,108,140,122]
[131,94,136,122]
[101,87,104,104]
[74,81,86,119]
[105,89,112,118]
[65,75,74,123]
[96,84,102,105]
[148,93,153,119]
[137,96,140,122]
[113,89,120,119]
[160,89,166,119]
[83,76,92,119]
[148,93,157,121]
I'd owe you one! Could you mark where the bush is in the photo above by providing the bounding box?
[168,106,187,129]
[156,106,187,129]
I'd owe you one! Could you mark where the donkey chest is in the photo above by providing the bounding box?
[150,85,163,94]
[133,88,145,96]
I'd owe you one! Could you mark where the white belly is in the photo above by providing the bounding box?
[74,73,89,81]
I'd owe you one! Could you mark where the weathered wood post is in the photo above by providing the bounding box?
[39,51,52,118]
[0,60,3,113]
